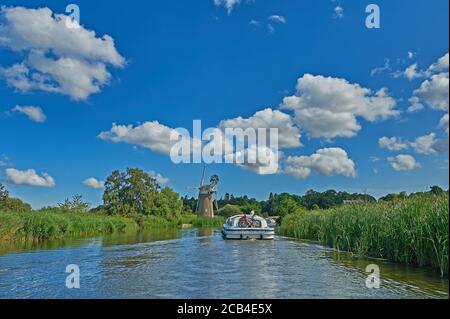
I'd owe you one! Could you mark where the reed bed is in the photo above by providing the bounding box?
[0,211,225,243]
[179,214,225,228]
[278,194,449,277]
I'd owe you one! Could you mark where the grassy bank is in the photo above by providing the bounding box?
[278,193,449,277]
[0,211,223,242]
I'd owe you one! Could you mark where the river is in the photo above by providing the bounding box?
[0,228,448,299]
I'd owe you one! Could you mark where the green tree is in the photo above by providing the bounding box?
[0,197,32,212]
[102,168,182,219]
[0,183,8,202]
[58,195,90,212]
[430,185,444,195]
[218,204,242,218]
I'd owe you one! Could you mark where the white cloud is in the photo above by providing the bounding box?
[98,121,188,155]
[440,113,449,135]
[371,59,391,77]
[284,147,355,179]
[407,96,425,112]
[83,177,104,189]
[225,144,280,175]
[388,155,420,171]
[428,53,449,73]
[333,5,344,19]
[410,72,449,112]
[410,133,438,155]
[249,20,260,27]
[219,108,301,148]
[408,53,449,112]
[280,74,399,139]
[149,171,169,185]
[410,133,448,155]
[214,0,240,14]
[408,51,416,60]
[6,168,55,187]
[404,63,425,80]
[268,15,287,24]
[378,136,409,151]
[0,6,125,100]
[12,105,46,122]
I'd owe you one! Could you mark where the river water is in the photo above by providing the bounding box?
[0,228,447,299]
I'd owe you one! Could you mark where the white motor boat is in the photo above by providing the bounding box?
[222,213,275,240]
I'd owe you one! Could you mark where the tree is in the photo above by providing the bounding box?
[103,168,159,216]
[0,197,32,212]
[430,185,444,195]
[0,183,8,202]
[58,195,90,212]
[102,168,182,219]
[218,204,242,218]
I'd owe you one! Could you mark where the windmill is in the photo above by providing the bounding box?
[194,166,219,217]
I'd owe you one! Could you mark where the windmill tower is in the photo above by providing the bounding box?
[195,167,219,218]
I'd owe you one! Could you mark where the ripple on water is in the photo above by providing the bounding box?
[0,229,447,299]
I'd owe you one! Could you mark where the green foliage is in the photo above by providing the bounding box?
[279,193,449,277]
[0,197,32,213]
[218,204,242,218]
[58,195,90,212]
[0,210,189,242]
[0,183,32,213]
[0,183,8,202]
[102,168,183,218]
[179,214,225,227]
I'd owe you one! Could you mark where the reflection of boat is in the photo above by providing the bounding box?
[222,213,275,240]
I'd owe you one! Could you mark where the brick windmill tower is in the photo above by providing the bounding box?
[195,167,219,218]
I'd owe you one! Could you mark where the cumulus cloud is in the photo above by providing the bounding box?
[409,72,449,112]
[284,147,356,179]
[378,136,409,151]
[0,6,125,100]
[11,105,46,122]
[6,168,55,187]
[225,145,280,175]
[410,133,448,155]
[219,108,301,148]
[83,177,104,189]
[280,74,399,139]
[428,53,449,73]
[149,171,169,185]
[388,155,420,171]
[214,0,240,14]
[410,133,439,155]
[98,121,197,155]
[403,63,425,81]
[408,53,449,112]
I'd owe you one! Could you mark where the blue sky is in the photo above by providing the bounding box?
[0,0,448,208]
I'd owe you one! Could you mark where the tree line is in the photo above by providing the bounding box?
[183,186,449,219]
[1,169,448,221]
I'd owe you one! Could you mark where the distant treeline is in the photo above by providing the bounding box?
[1,169,448,222]
[183,186,449,218]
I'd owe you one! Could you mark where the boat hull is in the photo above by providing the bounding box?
[221,225,275,240]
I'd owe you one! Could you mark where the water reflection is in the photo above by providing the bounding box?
[0,229,447,299]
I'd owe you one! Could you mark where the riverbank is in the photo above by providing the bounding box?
[0,211,224,242]
[278,193,449,277]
